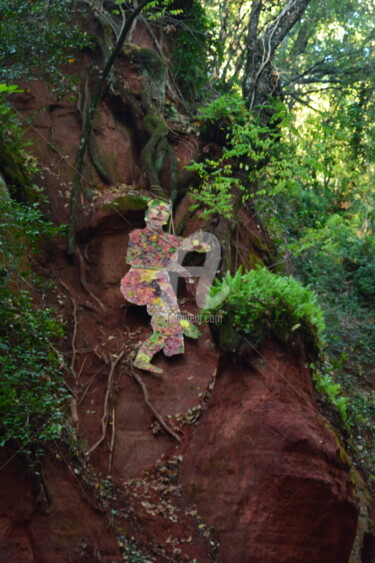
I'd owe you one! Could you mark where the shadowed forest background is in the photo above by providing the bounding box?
[0,0,374,561]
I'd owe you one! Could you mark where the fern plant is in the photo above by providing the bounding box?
[204,265,325,357]
[204,266,360,425]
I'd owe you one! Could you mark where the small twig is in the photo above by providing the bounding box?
[78,369,103,405]
[86,351,125,456]
[62,378,77,397]
[93,345,110,363]
[129,367,181,443]
[127,0,138,41]
[70,298,79,374]
[108,407,116,474]
[76,355,88,380]
[78,358,108,405]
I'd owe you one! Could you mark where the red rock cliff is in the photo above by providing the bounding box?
[0,16,361,562]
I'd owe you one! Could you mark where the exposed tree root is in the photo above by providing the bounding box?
[108,407,116,475]
[129,366,181,443]
[70,397,79,428]
[78,364,107,406]
[70,297,79,374]
[59,279,81,384]
[68,0,153,255]
[76,248,107,312]
[86,350,125,457]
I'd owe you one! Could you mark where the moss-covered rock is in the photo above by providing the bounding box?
[101,193,148,213]
[122,43,167,111]
[0,132,34,200]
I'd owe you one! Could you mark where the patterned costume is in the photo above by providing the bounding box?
[120,200,209,374]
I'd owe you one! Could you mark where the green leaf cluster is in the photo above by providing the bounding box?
[0,286,67,448]
[170,1,218,102]
[0,0,89,88]
[187,94,297,219]
[204,266,325,358]
[311,362,349,422]
[0,161,68,451]
[0,84,41,200]
[143,0,183,20]
[253,88,375,474]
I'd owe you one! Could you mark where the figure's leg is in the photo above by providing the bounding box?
[134,330,164,374]
[180,319,201,339]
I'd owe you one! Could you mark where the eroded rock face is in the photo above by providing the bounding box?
[180,342,358,562]
[0,451,122,562]
[0,208,360,561]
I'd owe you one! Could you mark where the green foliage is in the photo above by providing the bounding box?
[187,158,241,218]
[0,184,67,450]
[170,1,217,102]
[276,0,375,102]
[186,93,251,218]
[1,197,65,272]
[143,0,183,20]
[0,83,43,201]
[196,92,246,126]
[0,0,89,88]
[187,94,302,219]
[311,362,349,421]
[0,286,67,448]
[292,221,375,466]
[251,86,375,476]
[311,354,375,473]
[205,266,325,358]
[291,215,375,303]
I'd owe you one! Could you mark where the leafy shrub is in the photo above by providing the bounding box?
[196,92,247,130]
[0,83,45,203]
[311,362,349,421]
[0,0,89,87]
[170,1,217,102]
[204,265,325,358]
[0,190,67,451]
[0,286,67,449]
[205,266,361,427]
[187,95,298,219]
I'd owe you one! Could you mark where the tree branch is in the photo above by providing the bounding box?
[247,0,262,46]
[263,0,311,57]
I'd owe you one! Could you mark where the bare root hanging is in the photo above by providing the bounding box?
[86,350,125,457]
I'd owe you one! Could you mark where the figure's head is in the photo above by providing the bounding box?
[145,199,171,227]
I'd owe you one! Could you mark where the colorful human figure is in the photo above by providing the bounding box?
[120,199,210,374]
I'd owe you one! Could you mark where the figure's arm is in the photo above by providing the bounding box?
[178,232,211,253]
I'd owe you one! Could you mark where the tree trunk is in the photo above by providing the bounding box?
[243,0,311,111]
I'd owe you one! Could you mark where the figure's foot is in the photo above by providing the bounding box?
[134,352,163,374]
[180,319,200,339]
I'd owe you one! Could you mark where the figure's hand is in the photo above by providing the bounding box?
[188,232,211,253]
